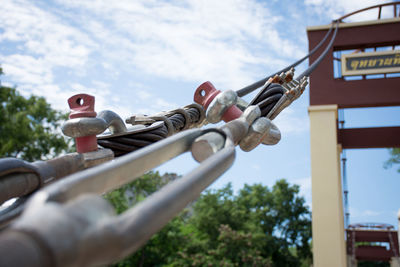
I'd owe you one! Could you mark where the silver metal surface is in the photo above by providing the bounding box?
[6,130,235,267]
[98,121,164,139]
[97,110,127,134]
[236,97,249,111]
[75,146,234,266]
[0,173,39,205]
[206,90,237,123]
[0,149,114,206]
[239,117,272,151]
[0,149,114,227]
[128,114,175,136]
[62,117,107,138]
[191,131,226,162]
[261,121,281,145]
[37,129,204,203]
[267,77,308,120]
[62,110,127,138]
[13,194,115,267]
[240,105,261,126]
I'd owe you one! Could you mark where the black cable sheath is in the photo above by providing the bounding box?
[296,21,339,80]
[237,22,335,97]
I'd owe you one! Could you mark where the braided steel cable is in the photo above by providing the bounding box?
[98,22,339,154]
[250,83,286,117]
[97,107,203,156]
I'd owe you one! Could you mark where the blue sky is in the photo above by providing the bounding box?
[0,0,399,227]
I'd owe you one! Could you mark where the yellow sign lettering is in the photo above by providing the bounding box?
[350,60,359,70]
[368,59,377,67]
[359,60,368,68]
[394,54,400,65]
[384,58,393,66]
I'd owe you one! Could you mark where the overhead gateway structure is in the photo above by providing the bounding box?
[307,3,400,267]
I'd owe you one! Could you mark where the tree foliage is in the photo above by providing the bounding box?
[384,148,400,173]
[0,67,70,161]
[106,172,312,267]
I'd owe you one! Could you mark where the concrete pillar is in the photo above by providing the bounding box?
[391,258,400,267]
[309,105,347,267]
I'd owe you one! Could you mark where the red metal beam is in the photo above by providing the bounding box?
[356,246,392,262]
[338,127,400,148]
[307,20,400,108]
[346,230,399,260]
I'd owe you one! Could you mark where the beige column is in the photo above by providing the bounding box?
[391,258,400,267]
[309,105,346,267]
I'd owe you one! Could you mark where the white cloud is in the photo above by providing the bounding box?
[0,0,305,130]
[54,0,301,89]
[305,0,394,22]
[274,106,309,135]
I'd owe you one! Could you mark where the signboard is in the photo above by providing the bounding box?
[341,50,400,76]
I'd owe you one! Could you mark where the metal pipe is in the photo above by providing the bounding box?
[0,173,39,205]
[3,130,234,267]
[0,231,53,267]
[70,146,235,266]
[0,150,114,207]
[40,129,204,203]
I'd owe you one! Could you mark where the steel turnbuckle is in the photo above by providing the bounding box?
[0,126,236,267]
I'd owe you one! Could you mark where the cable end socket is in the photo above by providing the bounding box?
[191,132,225,162]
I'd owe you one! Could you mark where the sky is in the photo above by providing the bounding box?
[0,0,399,228]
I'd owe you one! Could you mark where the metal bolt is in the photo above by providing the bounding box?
[239,117,271,152]
[240,105,261,126]
[261,122,281,145]
[191,132,225,162]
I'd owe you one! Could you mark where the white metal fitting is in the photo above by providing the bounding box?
[239,117,272,152]
[206,90,238,123]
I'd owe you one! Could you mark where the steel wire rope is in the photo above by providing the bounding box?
[97,107,202,156]
[249,21,339,118]
[236,22,335,97]
[98,23,339,155]
[296,21,339,80]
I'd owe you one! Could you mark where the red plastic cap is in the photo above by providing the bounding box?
[194,81,221,110]
[68,94,97,119]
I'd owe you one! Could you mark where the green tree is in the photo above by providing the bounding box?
[179,180,312,267]
[106,173,312,267]
[105,171,185,267]
[384,148,400,173]
[0,67,70,161]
